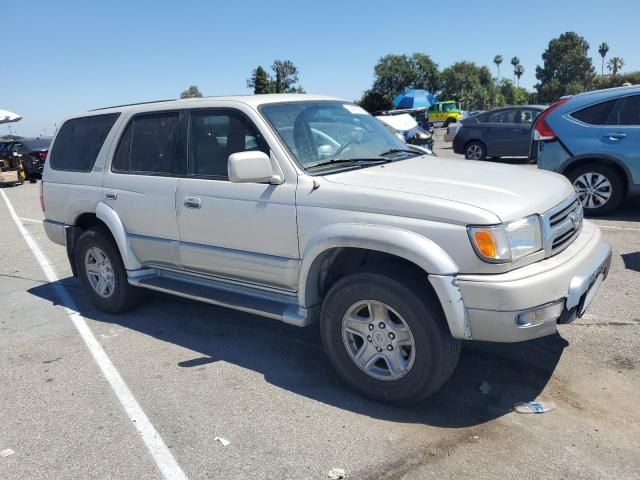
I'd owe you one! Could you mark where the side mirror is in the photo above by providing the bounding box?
[228,151,282,184]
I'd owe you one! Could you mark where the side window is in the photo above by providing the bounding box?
[571,100,617,125]
[49,113,120,171]
[518,109,540,124]
[188,110,267,178]
[612,95,640,126]
[112,112,180,174]
[487,109,517,123]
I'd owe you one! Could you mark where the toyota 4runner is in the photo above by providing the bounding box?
[42,95,611,404]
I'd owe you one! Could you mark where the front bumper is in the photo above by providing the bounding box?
[432,221,611,342]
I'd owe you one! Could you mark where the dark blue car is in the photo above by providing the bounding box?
[532,86,640,215]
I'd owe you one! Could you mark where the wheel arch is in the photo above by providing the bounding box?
[299,224,458,310]
[73,203,141,271]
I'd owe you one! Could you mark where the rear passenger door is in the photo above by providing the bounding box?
[483,108,519,156]
[175,108,299,291]
[101,111,184,268]
[513,108,540,156]
[602,94,640,185]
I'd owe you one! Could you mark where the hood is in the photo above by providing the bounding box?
[322,156,574,222]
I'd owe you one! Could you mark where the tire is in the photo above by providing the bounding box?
[464,141,486,160]
[566,163,625,216]
[29,178,37,184]
[443,117,457,128]
[75,227,143,313]
[320,270,461,405]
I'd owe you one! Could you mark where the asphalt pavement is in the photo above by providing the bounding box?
[1,159,639,479]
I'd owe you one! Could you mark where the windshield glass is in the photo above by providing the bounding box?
[261,101,410,171]
[443,102,461,112]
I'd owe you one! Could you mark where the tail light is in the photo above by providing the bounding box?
[37,150,48,161]
[533,98,570,141]
[40,181,45,212]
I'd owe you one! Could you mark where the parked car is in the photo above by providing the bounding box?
[532,85,640,215]
[428,101,464,127]
[42,95,610,405]
[453,106,546,160]
[0,137,51,182]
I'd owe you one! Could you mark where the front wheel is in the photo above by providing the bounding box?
[567,163,624,216]
[320,270,461,405]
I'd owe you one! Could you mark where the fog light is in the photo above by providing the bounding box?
[516,301,564,327]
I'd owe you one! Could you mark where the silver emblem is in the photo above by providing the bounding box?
[569,212,580,228]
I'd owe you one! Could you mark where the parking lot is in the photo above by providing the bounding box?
[1,173,639,479]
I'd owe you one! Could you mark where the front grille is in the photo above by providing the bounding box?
[544,197,583,256]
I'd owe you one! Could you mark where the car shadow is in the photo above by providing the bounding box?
[589,197,640,222]
[28,278,566,429]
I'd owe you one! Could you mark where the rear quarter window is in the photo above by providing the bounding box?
[570,100,617,125]
[49,113,120,171]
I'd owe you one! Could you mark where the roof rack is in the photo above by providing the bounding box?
[89,99,175,111]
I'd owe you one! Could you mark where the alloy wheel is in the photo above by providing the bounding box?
[84,247,115,298]
[573,172,612,209]
[341,300,416,381]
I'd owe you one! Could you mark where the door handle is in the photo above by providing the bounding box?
[604,133,626,141]
[184,197,201,209]
[104,191,117,200]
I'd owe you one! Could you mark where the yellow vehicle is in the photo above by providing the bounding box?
[428,101,464,127]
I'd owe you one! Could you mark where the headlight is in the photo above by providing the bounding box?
[468,215,542,263]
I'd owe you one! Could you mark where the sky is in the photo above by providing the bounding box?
[3,0,639,137]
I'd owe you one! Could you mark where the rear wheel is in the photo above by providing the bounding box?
[567,163,625,216]
[75,227,143,313]
[320,270,461,405]
[464,141,486,160]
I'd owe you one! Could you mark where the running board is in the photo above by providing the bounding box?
[129,272,310,327]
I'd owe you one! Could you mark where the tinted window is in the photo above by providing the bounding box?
[189,110,267,178]
[21,138,52,150]
[571,100,616,125]
[487,109,517,123]
[112,112,180,174]
[49,113,119,171]
[611,95,640,125]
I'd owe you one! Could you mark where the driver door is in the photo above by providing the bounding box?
[175,108,299,291]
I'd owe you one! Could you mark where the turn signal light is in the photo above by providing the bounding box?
[473,230,496,258]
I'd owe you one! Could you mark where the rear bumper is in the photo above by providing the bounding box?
[43,219,66,246]
[432,221,611,342]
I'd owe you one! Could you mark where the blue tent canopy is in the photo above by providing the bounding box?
[392,89,437,110]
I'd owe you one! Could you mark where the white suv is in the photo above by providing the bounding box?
[42,95,611,404]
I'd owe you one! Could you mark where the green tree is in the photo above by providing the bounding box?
[607,56,625,76]
[510,56,520,81]
[514,64,525,87]
[594,70,640,90]
[367,53,439,103]
[358,90,393,113]
[493,55,503,80]
[272,60,303,93]
[535,32,596,103]
[598,42,609,75]
[439,62,497,110]
[247,66,273,94]
[498,79,528,105]
[179,85,203,99]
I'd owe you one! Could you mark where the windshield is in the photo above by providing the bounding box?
[21,138,52,150]
[443,102,461,112]
[261,101,411,172]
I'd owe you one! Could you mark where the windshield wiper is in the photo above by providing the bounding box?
[306,158,390,170]
[377,148,421,157]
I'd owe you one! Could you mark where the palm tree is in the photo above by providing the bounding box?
[607,57,625,76]
[514,64,525,87]
[510,57,520,82]
[598,42,609,75]
[493,55,503,81]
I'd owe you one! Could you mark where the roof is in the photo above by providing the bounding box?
[84,94,343,116]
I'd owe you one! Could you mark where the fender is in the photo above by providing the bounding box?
[95,202,142,270]
[298,223,458,308]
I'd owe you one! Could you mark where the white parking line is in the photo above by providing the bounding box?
[0,189,189,480]
[19,216,44,224]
